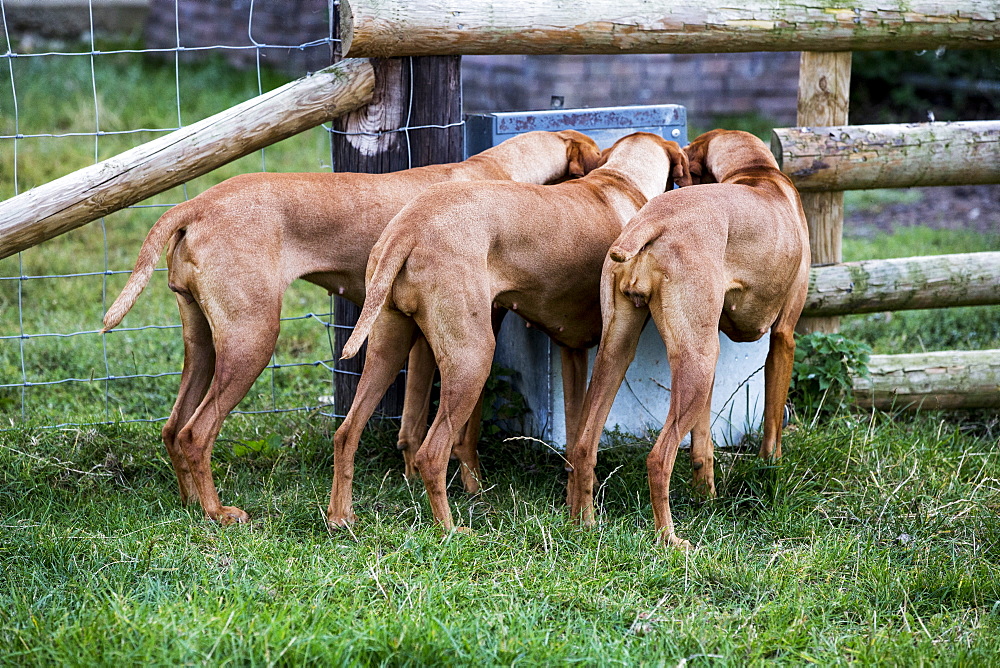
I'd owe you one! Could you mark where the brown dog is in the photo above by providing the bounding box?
[565,129,810,548]
[101,130,601,525]
[330,132,691,531]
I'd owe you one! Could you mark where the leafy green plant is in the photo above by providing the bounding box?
[428,364,528,438]
[230,432,284,458]
[791,332,871,417]
[480,364,529,437]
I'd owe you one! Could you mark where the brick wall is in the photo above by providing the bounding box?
[144,1,800,124]
[462,53,801,125]
[144,0,335,73]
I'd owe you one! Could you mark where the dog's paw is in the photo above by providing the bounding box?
[213,506,250,526]
[326,513,358,529]
[658,533,692,550]
[568,504,596,528]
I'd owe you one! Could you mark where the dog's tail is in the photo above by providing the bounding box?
[608,218,663,264]
[102,206,190,331]
[340,236,411,360]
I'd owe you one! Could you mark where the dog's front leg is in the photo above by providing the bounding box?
[560,347,589,450]
[759,323,797,459]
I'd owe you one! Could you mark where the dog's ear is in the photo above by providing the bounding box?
[663,141,692,189]
[560,130,602,177]
[597,146,614,168]
[684,130,727,185]
[683,137,708,185]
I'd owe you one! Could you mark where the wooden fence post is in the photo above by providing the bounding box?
[796,51,851,334]
[331,56,463,418]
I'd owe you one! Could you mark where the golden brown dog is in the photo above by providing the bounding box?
[101,130,601,525]
[565,129,810,548]
[330,132,690,531]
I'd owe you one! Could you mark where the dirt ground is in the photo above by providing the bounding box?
[844,184,1000,238]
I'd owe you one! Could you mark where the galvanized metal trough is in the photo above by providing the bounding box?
[465,105,769,447]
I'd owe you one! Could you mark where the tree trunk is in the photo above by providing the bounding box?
[773,121,1000,191]
[331,56,463,419]
[854,350,1000,410]
[0,59,374,259]
[341,0,1000,57]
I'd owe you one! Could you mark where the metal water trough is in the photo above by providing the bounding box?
[465,105,769,447]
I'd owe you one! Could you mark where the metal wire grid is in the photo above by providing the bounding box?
[0,0,463,431]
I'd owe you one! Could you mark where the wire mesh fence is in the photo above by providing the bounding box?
[0,0,437,431]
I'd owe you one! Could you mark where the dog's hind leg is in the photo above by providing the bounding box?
[398,335,434,482]
[449,306,507,496]
[759,321,796,460]
[161,296,214,505]
[646,292,721,548]
[566,298,646,525]
[451,389,486,495]
[413,306,495,532]
[175,304,282,525]
[328,309,417,528]
[689,380,716,499]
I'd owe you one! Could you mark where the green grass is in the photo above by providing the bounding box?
[692,111,777,142]
[841,225,1000,354]
[843,188,924,218]
[2,412,1000,664]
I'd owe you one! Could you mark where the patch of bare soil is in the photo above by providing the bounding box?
[845,184,1000,237]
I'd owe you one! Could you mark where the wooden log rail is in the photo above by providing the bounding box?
[0,58,375,260]
[803,252,1000,318]
[773,121,1000,191]
[341,0,1000,58]
[854,350,1000,410]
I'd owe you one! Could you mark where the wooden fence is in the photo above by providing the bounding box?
[1,0,998,413]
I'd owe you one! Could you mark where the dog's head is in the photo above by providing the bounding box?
[600,133,692,191]
[685,129,776,185]
[556,130,602,178]
[683,129,729,185]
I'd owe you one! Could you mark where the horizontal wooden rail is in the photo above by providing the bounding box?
[773,121,1000,191]
[803,252,1000,317]
[341,0,1000,58]
[0,58,375,260]
[854,349,1000,410]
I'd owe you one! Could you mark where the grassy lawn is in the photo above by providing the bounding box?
[3,411,999,664]
[2,52,999,665]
